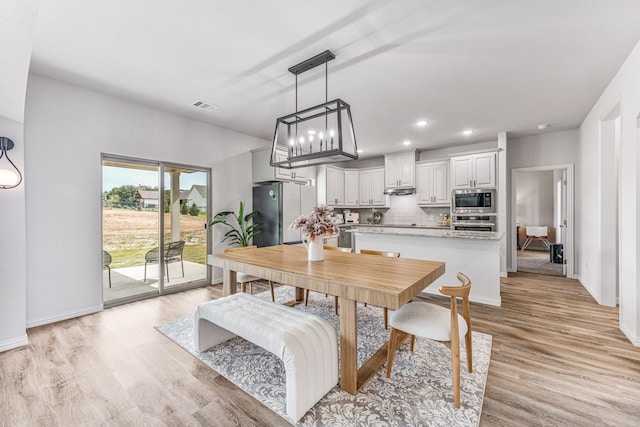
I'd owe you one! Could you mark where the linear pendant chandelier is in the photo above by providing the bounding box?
[271,50,358,169]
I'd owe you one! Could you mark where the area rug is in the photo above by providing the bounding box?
[156,287,492,426]
[517,249,564,276]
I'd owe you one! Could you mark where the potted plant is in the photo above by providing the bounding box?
[208,201,262,247]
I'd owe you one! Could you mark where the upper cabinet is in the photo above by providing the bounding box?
[252,147,315,184]
[344,170,359,207]
[359,167,387,207]
[416,161,449,205]
[385,151,416,189]
[450,152,496,189]
[317,166,345,206]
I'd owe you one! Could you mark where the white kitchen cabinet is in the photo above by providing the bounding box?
[252,147,315,184]
[359,167,387,206]
[450,152,496,189]
[317,166,345,206]
[344,170,359,207]
[385,151,416,189]
[417,161,450,205]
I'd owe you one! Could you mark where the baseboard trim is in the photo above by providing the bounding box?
[26,304,103,329]
[0,334,29,352]
[620,323,640,347]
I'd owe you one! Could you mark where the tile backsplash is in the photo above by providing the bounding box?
[336,195,450,225]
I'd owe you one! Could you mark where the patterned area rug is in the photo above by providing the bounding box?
[517,249,564,276]
[156,287,492,426]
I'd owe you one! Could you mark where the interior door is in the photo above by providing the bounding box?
[560,169,568,275]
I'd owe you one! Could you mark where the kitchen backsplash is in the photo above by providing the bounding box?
[335,195,450,225]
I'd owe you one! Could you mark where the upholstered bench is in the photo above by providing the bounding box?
[193,292,338,422]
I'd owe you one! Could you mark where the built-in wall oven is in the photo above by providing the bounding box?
[453,189,496,214]
[451,189,497,232]
[451,215,496,232]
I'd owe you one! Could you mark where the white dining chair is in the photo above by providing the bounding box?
[386,272,473,408]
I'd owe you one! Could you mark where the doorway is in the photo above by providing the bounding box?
[101,155,210,306]
[511,164,574,277]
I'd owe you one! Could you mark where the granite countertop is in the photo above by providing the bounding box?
[349,226,504,241]
[338,223,450,230]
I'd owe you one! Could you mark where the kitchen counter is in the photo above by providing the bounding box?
[349,226,504,241]
[338,223,451,230]
[352,228,503,306]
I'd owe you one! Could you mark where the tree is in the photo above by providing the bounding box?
[104,185,138,206]
[189,202,199,216]
[180,201,189,215]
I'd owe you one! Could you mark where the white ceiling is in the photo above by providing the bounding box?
[30,0,640,159]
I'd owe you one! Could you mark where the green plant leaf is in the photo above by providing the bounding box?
[209,200,262,247]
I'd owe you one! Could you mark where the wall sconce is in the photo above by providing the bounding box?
[0,137,23,189]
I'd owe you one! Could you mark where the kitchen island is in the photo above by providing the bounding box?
[351,226,503,306]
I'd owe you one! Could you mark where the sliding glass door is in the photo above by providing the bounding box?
[163,166,208,289]
[102,156,210,306]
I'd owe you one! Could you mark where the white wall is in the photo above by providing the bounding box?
[210,150,256,283]
[24,73,267,327]
[0,0,40,352]
[580,39,640,345]
[516,171,554,228]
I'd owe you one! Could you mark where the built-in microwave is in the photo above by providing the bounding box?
[452,189,496,214]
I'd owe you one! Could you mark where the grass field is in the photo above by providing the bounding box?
[103,209,207,268]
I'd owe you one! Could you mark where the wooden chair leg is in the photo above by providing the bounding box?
[451,336,461,408]
[451,343,460,408]
[334,296,339,315]
[305,289,310,306]
[269,281,275,302]
[241,282,246,293]
[410,335,415,352]
[386,327,399,378]
[383,308,388,329]
[364,302,368,307]
[249,282,254,294]
[465,330,473,373]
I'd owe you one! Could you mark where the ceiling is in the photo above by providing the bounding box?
[29,0,640,159]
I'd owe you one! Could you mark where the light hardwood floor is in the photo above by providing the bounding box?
[1,274,639,426]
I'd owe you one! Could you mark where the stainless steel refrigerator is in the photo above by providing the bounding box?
[252,182,316,247]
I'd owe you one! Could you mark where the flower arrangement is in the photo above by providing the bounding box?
[290,205,340,242]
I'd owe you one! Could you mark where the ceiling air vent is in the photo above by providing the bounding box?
[192,100,219,112]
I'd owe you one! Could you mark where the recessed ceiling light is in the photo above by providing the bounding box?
[415,120,429,127]
[537,123,549,130]
[357,149,364,153]
[462,129,473,136]
[403,140,412,146]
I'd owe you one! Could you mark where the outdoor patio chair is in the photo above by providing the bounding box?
[144,240,185,282]
[103,250,112,288]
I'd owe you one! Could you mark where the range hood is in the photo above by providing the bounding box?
[384,187,416,196]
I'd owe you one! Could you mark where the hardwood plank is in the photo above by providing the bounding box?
[2,273,640,426]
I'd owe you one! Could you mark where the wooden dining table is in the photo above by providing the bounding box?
[211,244,445,395]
